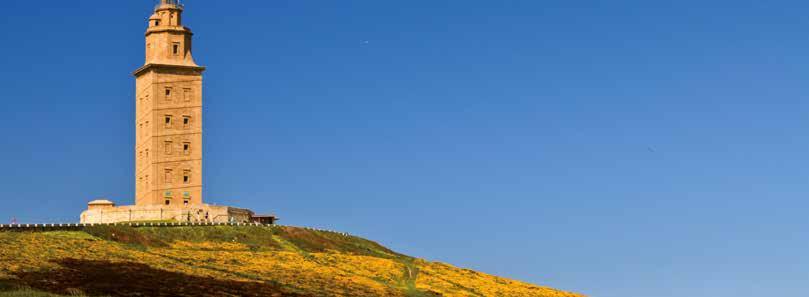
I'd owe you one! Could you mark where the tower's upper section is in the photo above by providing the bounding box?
[136,0,203,75]
[157,0,184,10]
[150,0,184,28]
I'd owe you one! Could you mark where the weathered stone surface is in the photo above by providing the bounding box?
[135,1,204,207]
[81,204,254,224]
[80,1,259,223]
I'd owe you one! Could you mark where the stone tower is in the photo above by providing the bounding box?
[133,0,205,207]
[80,0,270,225]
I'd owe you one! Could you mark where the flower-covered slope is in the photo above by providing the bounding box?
[0,226,585,297]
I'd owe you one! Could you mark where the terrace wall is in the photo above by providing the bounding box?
[80,204,254,224]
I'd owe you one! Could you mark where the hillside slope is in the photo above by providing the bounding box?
[0,226,584,297]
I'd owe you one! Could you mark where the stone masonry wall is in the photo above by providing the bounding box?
[80,204,253,224]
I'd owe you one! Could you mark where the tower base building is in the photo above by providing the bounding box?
[81,200,256,224]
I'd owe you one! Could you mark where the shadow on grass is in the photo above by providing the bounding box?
[6,258,312,297]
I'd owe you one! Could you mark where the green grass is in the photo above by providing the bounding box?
[0,280,55,297]
[39,232,99,241]
[0,282,78,297]
[82,225,406,258]
[0,290,66,297]
[85,225,280,250]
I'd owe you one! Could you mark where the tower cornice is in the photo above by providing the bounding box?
[133,63,206,77]
[145,26,193,37]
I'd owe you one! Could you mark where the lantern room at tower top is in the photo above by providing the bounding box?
[157,0,184,9]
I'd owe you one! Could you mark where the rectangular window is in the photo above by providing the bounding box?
[172,43,180,55]
[165,115,172,128]
[183,199,189,206]
[165,199,171,206]
[183,142,190,155]
[183,170,191,184]
[183,88,192,102]
[183,116,191,129]
[165,88,172,101]
[164,169,173,184]
[165,141,172,154]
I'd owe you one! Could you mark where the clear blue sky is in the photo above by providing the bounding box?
[1,1,808,296]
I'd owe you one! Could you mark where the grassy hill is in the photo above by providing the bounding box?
[0,225,584,297]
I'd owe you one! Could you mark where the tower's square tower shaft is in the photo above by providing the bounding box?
[134,1,205,207]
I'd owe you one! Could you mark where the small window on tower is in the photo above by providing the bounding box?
[183,142,190,155]
[183,116,191,129]
[165,115,172,128]
[165,88,172,101]
[165,199,171,205]
[172,43,180,55]
[155,20,160,26]
[183,170,191,184]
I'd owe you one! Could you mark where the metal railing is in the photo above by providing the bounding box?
[0,222,269,231]
[156,0,184,10]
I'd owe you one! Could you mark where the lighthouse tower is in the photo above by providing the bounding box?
[133,0,205,207]
[80,1,271,224]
